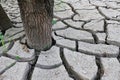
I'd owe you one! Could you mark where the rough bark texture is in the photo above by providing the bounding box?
[17,0,54,51]
[0,4,13,34]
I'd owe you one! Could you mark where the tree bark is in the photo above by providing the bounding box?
[17,0,54,51]
[0,4,13,34]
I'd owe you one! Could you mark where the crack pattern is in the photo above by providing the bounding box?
[0,0,120,80]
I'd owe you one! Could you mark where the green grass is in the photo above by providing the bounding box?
[0,32,8,52]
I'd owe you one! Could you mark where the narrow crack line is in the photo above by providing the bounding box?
[117,47,120,63]
[94,57,104,80]
[104,2,120,10]
[75,41,78,52]
[88,0,117,10]
[54,26,99,46]
[84,18,101,25]
[96,6,109,20]
[0,34,25,46]
[71,14,77,21]
[81,22,87,29]
[53,15,72,21]
[19,36,26,44]
[62,2,79,15]
[88,0,91,4]
[91,31,99,44]
[96,6,120,21]
[61,20,85,30]
[52,36,56,46]
[103,20,107,33]
[0,41,14,55]
[8,29,24,38]
[75,8,96,10]
[78,28,99,44]
[72,16,87,22]
[55,28,99,45]
[11,21,22,24]
[104,20,109,45]
[55,32,94,44]
[27,50,40,80]
[35,63,62,69]
[52,26,68,31]
[2,53,36,62]
[81,19,100,29]
[88,0,106,8]
[54,9,71,12]
[0,62,16,75]
[105,25,109,45]
[72,14,94,23]
[77,48,118,58]
[61,18,99,41]
[54,1,64,6]
[7,40,15,51]
[59,47,79,80]
[56,44,75,52]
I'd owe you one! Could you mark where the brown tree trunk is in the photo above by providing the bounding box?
[17,0,54,51]
[0,4,13,34]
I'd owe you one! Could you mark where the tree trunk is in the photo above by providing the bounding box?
[0,4,13,34]
[17,0,54,51]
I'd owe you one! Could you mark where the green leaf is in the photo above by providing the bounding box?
[52,19,57,25]
[0,34,3,39]
[15,56,21,60]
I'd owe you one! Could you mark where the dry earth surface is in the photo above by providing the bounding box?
[0,0,120,80]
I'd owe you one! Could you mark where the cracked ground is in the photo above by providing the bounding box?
[0,0,120,80]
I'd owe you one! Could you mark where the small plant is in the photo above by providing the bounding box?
[15,55,21,60]
[52,19,57,25]
[0,32,7,52]
[0,32,5,46]
[0,32,4,45]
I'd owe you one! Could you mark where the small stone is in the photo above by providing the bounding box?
[63,48,97,80]
[0,56,16,73]
[36,46,62,66]
[74,9,104,21]
[52,21,67,31]
[31,65,73,80]
[84,20,104,32]
[107,24,120,46]
[0,62,30,80]
[64,19,84,29]
[7,41,35,59]
[56,28,94,43]
[78,41,119,57]
[101,58,120,80]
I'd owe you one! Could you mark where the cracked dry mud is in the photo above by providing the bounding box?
[0,0,120,80]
